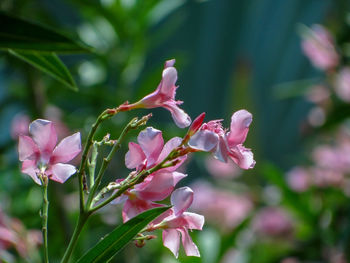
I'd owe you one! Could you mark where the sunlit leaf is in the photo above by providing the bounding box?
[9,50,77,91]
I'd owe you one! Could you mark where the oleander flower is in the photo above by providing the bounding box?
[120,59,191,128]
[156,187,204,258]
[115,127,188,221]
[188,110,255,169]
[301,24,339,71]
[18,119,81,184]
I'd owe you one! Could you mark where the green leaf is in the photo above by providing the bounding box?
[0,12,91,53]
[273,78,321,99]
[9,50,77,91]
[77,206,170,263]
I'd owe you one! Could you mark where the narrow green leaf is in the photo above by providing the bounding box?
[9,50,77,91]
[273,78,320,99]
[77,206,170,263]
[0,12,91,53]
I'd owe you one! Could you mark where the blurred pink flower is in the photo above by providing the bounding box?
[120,59,191,128]
[306,85,330,104]
[312,167,344,188]
[286,167,310,192]
[156,187,204,258]
[0,209,41,257]
[252,207,294,238]
[335,67,350,102]
[18,119,81,184]
[301,24,339,71]
[191,181,252,230]
[10,113,30,139]
[205,156,241,178]
[189,110,255,169]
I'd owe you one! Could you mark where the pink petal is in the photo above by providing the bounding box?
[227,110,252,146]
[157,137,182,163]
[164,59,175,68]
[50,163,76,183]
[171,187,194,216]
[122,199,163,222]
[228,145,255,169]
[182,212,205,230]
[187,112,206,136]
[29,119,57,155]
[137,127,164,166]
[138,171,185,201]
[163,102,191,128]
[50,132,81,164]
[172,172,187,185]
[160,67,178,98]
[163,229,181,258]
[18,135,39,161]
[188,130,219,151]
[213,137,229,162]
[179,228,200,257]
[22,160,41,185]
[125,142,146,169]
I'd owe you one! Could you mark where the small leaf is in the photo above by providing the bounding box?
[0,12,91,53]
[273,78,320,99]
[77,206,170,263]
[9,50,77,91]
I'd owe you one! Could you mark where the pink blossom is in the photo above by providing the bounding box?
[10,113,30,139]
[115,127,188,221]
[205,156,241,178]
[156,187,204,258]
[301,24,339,71]
[188,110,255,169]
[18,119,81,184]
[335,67,350,102]
[286,167,310,192]
[191,181,252,230]
[120,59,191,128]
[252,207,294,238]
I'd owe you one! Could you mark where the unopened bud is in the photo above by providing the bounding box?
[182,112,205,144]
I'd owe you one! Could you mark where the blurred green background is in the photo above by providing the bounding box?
[1,0,350,262]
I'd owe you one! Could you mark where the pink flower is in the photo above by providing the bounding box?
[120,59,191,128]
[18,119,81,184]
[188,110,255,169]
[10,113,30,139]
[301,24,339,71]
[335,67,350,102]
[191,181,252,230]
[115,127,188,221]
[156,187,204,258]
[286,167,310,192]
[205,156,241,178]
[252,207,294,238]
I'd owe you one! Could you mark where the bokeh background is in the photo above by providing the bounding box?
[1,0,350,262]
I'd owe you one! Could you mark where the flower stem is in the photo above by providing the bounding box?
[77,108,118,212]
[42,179,49,263]
[60,212,90,263]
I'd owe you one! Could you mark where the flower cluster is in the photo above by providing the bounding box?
[16,59,255,260]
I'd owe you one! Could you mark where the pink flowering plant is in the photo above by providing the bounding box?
[15,59,255,262]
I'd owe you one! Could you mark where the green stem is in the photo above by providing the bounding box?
[89,156,175,213]
[60,213,90,263]
[42,179,49,263]
[88,142,99,188]
[77,109,118,212]
[86,116,150,209]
